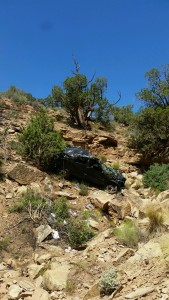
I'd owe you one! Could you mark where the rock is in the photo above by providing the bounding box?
[88,219,100,230]
[127,240,163,264]
[18,278,35,291]
[31,288,49,300]
[8,163,45,185]
[112,248,135,263]
[125,286,155,299]
[85,228,113,250]
[36,253,52,264]
[6,193,13,199]
[108,199,131,219]
[157,190,169,202]
[89,190,113,211]
[8,284,22,299]
[35,225,53,244]
[42,265,70,291]
[83,281,100,299]
[16,185,28,196]
[55,191,77,200]
[93,135,117,147]
[27,264,44,279]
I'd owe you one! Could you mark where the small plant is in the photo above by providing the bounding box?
[9,201,25,213]
[22,188,47,210]
[114,219,140,248]
[66,219,94,249]
[99,267,119,295]
[143,164,169,192]
[79,183,89,196]
[53,196,69,224]
[98,155,107,163]
[66,278,76,295]
[134,182,141,190]
[0,237,10,252]
[112,161,120,170]
[145,204,164,233]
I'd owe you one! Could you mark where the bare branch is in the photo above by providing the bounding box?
[112,91,121,106]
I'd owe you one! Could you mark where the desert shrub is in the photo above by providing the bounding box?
[10,189,47,214]
[18,109,66,169]
[112,104,134,125]
[79,183,89,196]
[143,164,169,192]
[1,86,36,105]
[99,267,119,295]
[0,237,10,252]
[145,204,165,233]
[114,219,140,248]
[128,107,169,159]
[22,188,47,209]
[53,196,69,223]
[66,219,94,249]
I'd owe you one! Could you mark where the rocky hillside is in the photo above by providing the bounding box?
[0,98,169,300]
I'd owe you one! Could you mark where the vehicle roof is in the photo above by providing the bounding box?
[63,146,94,159]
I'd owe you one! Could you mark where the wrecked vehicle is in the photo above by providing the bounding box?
[55,146,125,190]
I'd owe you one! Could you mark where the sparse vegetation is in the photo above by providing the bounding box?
[0,86,36,105]
[143,164,169,192]
[79,183,89,196]
[53,196,69,223]
[114,219,140,248]
[66,278,76,295]
[18,109,66,169]
[111,161,120,170]
[145,204,165,233]
[99,267,119,295]
[0,237,10,252]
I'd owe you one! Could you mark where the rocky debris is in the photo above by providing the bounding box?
[124,286,155,299]
[8,284,22,299]
[8,163,45,185]
[89,190,112,211]
[42,264,70,291]
[35,225,53,244]
[157,190,169,202]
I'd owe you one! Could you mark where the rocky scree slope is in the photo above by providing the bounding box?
[0,98,169,299]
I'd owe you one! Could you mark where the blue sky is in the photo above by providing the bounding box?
[0,0,169,110]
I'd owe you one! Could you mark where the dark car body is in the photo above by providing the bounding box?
[55,146,125,190]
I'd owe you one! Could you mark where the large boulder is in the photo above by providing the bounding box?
[8,163,45,185]
[42,264,70,291]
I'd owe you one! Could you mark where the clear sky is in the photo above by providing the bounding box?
[0,0,169,110]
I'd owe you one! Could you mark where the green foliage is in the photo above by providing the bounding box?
[128,107,169,158]
[21,188,47,209]
[10,189,47,213]
[0,86,36,105]
[136,65,169,108]
[0,237,10,252]
[66,219,94,249]
[143,164,169,191]
[111,161,120,170]
[18,109,66,169]
[99,267,119,295]
[114,220,140,248]
[98,155,107,163]
[50,62,119,128]
[79,183,89,196]
[53,196,69,223]
[112,104,134,125]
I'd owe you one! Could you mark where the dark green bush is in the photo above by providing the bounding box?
[112,104,134,125]
[18,109,66,169]
[143,164,169,191]
[128,107,169,159]
[53,196,69,223]
[66,219,94,249]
